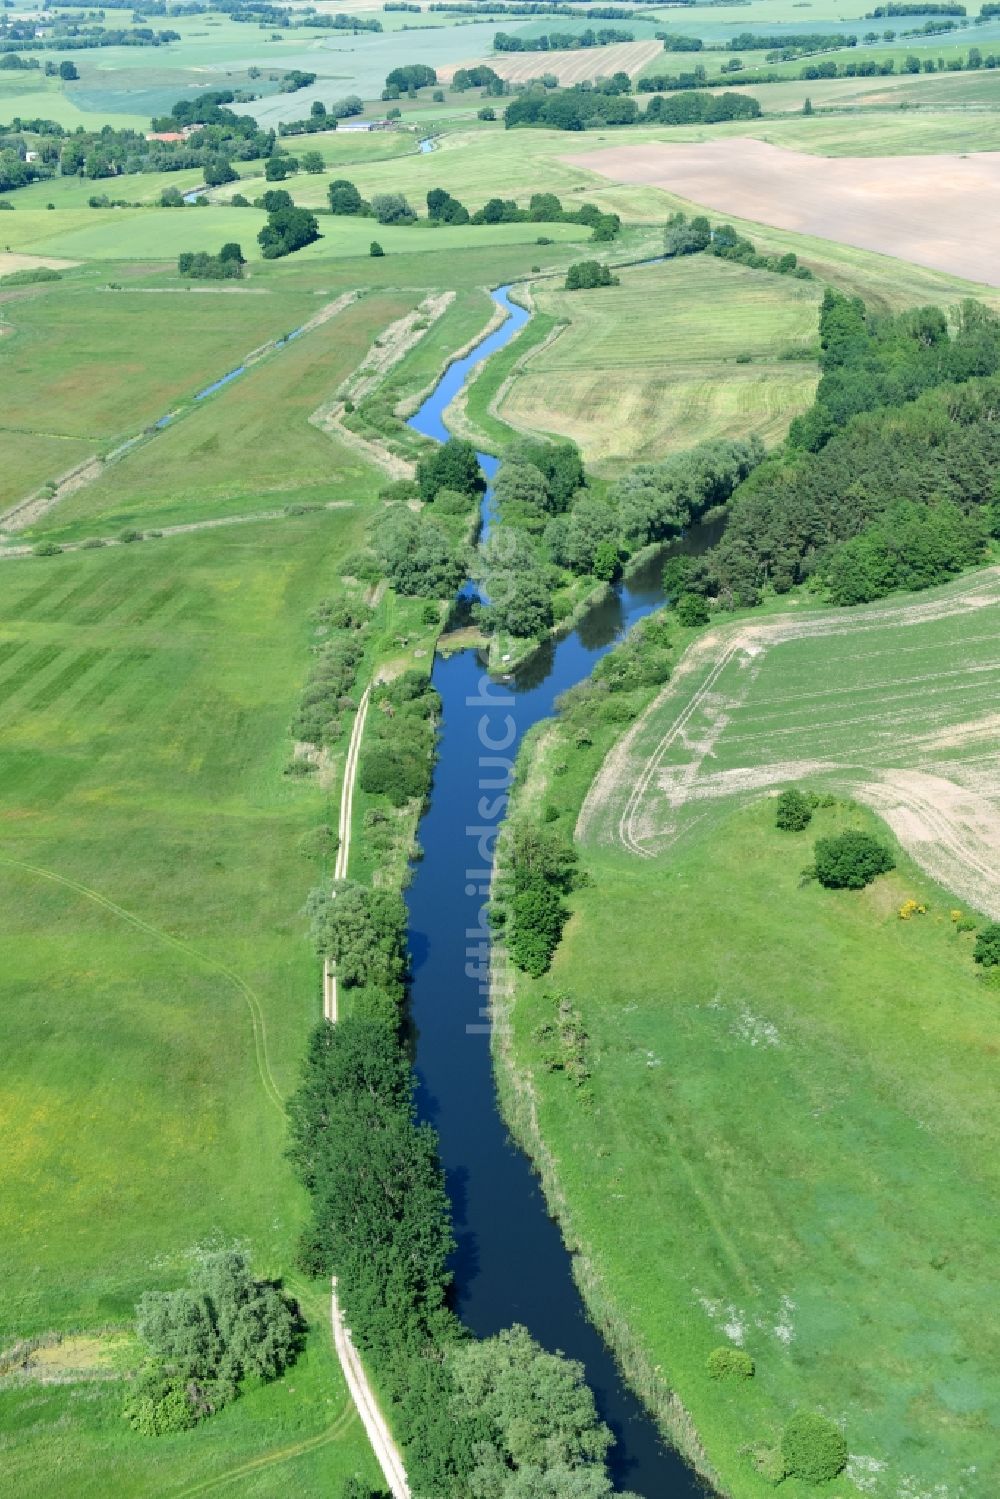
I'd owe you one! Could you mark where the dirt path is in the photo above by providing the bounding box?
[320,680,411,1496]
[580,571,1000,911]
[0,500,355,561]
[0,852,284,1112]
[309,292,455,480]
[323,683,371,1023]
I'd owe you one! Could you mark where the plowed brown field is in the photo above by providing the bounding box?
[568,136,1000,287]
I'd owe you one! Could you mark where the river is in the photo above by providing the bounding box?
[402,286,712,1495]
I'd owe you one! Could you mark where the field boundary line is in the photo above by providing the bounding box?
[0,853,284,1113]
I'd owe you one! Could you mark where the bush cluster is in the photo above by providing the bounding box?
[289,600,372,750]
[124,1249,300,1435]
[359,671,441,809]
[813,829,895,889]
[494,822,579,976]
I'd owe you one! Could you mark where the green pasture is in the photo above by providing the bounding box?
[25,287,415,539]
[0,516,385,1492]
[510,793,1000,1499]
[495,255,821,469]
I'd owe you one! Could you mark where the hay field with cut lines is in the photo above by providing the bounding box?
[580,570,1000,916]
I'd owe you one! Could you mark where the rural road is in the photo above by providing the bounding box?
[322,679,410,1498]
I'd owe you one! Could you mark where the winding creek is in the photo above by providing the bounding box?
[403,287,712,1496]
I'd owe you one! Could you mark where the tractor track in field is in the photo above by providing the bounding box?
[580,571,1000,909]
[0,853,284,1111]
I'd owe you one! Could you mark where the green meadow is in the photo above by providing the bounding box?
[495,254,822,469]
[0,516,384,1492]
[506,797,1000,1498]
[501,576,1000,1498]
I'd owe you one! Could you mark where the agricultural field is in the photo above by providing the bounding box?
[580,572,1000,918]
[491,255,821,469]
[0,516,386,1494]
[499,572,1000,1499]
[571,136,1000,287]
[440,39,664,88]
[19,287,417,540]
[0,275,333,512]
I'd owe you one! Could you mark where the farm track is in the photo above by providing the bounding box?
[0,500,355,561]
[580,570,1000,912]
[319,674,411,1497]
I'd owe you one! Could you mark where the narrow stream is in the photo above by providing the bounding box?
[403,287,712,1495]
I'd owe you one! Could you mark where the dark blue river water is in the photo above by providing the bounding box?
[403,288,709,1495]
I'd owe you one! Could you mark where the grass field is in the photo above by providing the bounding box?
[0,515,386,1493]
[500,572,1000,1499]
[494,256,821,470]
[23,287,416,539]
[0,278,330,508]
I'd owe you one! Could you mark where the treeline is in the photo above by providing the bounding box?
[701,294,1000,605]
[492,822,579,975]
[431,0,638,11]
[665,209,811,280]
[726,28,856,50]
[278,96,364,134]
[327,177,620,238]
[506,85,760,128]
[494,25,634,48]
[289,599,372,756]
[177,243,245,278]
[868,1,965,12]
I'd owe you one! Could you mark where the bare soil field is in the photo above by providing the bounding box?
[0,252,78,277]
[440,38,662,87]
[568,137,1000,288]
[579,571,1000,918]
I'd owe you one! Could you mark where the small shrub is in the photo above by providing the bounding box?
[898,898,926,920]
[707,1346,754,1381]
[80,537,107,549]
[973,921,1000,967]
[32,541,61,556]
[675,592,710,627]
[735,351,753,364]
[297,824,339,864]
[775,788,812,832]
[118,528,142,544]
[813,830,895,890]
[369,240,385,257]
[780,1411,847,1483]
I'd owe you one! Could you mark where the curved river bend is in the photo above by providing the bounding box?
[405,287,709,1496]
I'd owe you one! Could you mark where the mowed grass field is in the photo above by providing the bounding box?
[580,575,1000,915]
[507,793,1000,1499]
[25,287,417,540]
[0,515,385,1494]
[494,256,821,470]
[0,278,331,509]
